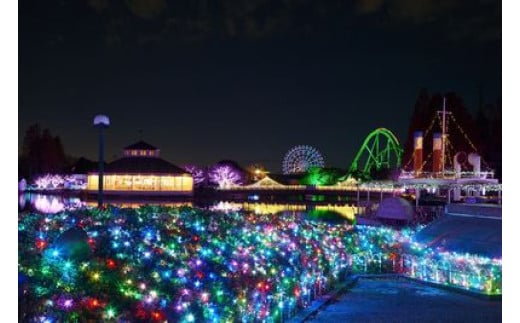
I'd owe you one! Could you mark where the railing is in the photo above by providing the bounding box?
[401,254,502,295]
[399,171,495,180]
[220,184,403,193]
[217,185,307,190]
[347,253,502,296]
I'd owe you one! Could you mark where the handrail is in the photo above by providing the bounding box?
[399,171,495,180]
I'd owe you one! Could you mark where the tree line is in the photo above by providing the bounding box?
[19,124,68,180]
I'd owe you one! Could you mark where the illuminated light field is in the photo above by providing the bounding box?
[402,243,502,295]
[18,206,501,322]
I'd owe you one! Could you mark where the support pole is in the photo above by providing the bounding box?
[93,114,110,208]
[441,97,446,177]
[366,188,370,216]
[98,126,105,208]
[357,185,360,215]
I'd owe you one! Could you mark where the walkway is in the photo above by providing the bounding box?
[307,276,501,322]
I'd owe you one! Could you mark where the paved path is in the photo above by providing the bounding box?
[307,276,501,323]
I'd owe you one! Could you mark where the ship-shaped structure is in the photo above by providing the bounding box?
[398,98,501,205]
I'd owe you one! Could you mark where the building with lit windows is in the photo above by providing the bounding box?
[87,141,193,196]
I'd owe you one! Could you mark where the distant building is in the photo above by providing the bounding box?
[87,141,193,195]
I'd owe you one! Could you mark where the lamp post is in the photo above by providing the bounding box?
[93,115,110,208]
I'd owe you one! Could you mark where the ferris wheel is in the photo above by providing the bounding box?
[282,145,325,174]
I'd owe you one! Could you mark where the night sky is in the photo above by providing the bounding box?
[19,0,501,172]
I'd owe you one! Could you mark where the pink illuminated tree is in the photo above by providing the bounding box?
[182,165,206,186]
[208,165,243,188]
[34,174,65,190]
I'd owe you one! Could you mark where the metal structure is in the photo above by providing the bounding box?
[402,97,495,177]
[349,128,403,175]
[282,145,325,174]
[93,114,110,208]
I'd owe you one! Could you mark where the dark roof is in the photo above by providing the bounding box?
[70,157,104,174]
[375,197,414,221]
[413,213,501,258]
[103,157,188,174]
[446,203,502,218]
[124,141,158,150]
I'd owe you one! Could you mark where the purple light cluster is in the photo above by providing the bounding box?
[34,174,66,190]
[32,174,87,190]
[208,165,243,188]
[182,165,207,186]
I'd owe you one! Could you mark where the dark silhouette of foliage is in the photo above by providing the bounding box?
[19,124,68,180]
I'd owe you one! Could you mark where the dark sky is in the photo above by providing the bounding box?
[19,0,501,172]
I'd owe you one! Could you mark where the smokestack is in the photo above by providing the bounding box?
[432,133,442,176]
[468,153,481,178]
[413,131,423,176]
[453,152,465,179]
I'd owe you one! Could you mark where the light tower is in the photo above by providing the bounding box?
[93,114,110,208]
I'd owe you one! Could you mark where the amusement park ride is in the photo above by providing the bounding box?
[262,97,501,205]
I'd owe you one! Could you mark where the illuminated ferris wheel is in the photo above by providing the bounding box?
[282,145,325,174]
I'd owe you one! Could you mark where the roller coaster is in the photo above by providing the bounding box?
[348,128,403,177]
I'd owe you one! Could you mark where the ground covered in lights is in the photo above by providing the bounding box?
[308,276,501,322]
[18,206,501,322]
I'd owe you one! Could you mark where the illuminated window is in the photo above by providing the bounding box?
[88,173,192,193]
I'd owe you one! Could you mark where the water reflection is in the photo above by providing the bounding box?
[84,201,192,209]
[209,202,358,221]
[209,202,306,214]
[19,193,85,214]
[19,193,363,222]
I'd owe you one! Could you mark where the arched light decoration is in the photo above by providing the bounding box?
[93,115,110,127]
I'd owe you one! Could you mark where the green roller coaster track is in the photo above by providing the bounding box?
[348,128,403,176]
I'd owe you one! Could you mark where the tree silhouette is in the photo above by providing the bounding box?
[19,124,68,180]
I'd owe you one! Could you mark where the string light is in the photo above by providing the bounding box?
[18,205,501,321]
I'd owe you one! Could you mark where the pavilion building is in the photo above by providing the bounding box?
[87,141,193,196]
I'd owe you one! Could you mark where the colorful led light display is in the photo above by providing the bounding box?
[402,242,502,295]
[18,206,501,322]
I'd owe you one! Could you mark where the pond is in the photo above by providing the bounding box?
[19,193,360,224]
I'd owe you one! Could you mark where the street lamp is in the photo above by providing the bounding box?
[93,114,110,208]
